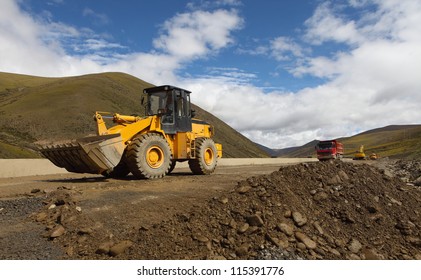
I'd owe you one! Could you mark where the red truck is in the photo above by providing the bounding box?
[315,140,344,161]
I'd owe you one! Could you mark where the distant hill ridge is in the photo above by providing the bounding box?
[270,125,421,159]
[0,71,268,158]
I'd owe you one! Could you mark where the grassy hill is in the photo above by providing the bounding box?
[340,125,421,159]
[0,72,268,158]
[274,125,421,159]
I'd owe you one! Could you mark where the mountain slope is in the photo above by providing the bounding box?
[0,72,268,158]
[273,125,421,159]
[340,125,421,159]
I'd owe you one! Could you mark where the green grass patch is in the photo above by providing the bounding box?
[0,141,40,158]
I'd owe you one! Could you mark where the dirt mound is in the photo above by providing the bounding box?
[32,161,421,260]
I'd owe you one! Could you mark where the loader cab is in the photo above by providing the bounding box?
[144,85,192,134]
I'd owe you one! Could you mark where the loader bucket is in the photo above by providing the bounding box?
[39,134,125,174]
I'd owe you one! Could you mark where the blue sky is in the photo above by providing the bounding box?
[22,0,320,90]
[1,0,421,148]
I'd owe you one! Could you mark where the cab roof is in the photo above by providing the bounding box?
[143,85,191,94]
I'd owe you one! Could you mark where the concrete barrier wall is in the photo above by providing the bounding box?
[0,159,67,178]
[0,158,319,178]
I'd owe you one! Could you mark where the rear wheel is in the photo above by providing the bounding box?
[189,138,218,175]
[126,133,172,179]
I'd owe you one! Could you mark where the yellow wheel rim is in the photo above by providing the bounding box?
[146,146,164,168]
[204,148,214,166]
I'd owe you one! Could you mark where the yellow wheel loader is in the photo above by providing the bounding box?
[39,85,222,179]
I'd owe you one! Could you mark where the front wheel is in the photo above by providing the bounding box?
[189,138,218,175]
[126,133,172,179]
[102,160,130,178]
[168,160,176,174]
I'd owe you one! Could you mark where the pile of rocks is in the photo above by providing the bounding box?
[127,161,421,260]
[389,160,421,186]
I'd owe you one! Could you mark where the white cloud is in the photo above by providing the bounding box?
[153,9,242,59]
[270,36,304,61]
[304,2,363,45]
[83,8,109,26]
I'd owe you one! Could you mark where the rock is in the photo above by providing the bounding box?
[338,170,349,181]
[210,255,227,260]
[362,248,385,260]
[265,234,288,249]
[193,234,209,243]
[414,176,421,186]
[237,185,252,194]
[96,241,114,255]
[246,214,264,227]
[50,225,65,238]
[235,243,250,257]
[388,196,402,206]
[219,197,229,204]
[292,212,307,227]
[35,212,48,222]
[109,240,133,257]
[383,169,394,178]
[277,223,294,236]
[48,204,56,210]
[366,206,378,213]
[327,175,341,185]
[348,253,361,260]
[246,226,259,234]
[335,239,345,247]
[395,220,413,236]
[75,206,82,212]
[55,199,66,206]
[295,232,317,249]
[229,219,237,229]
[296,242,307,250]
[407,237,421,247]
[328,247,341,257]
[313,221,324,235]
[283,210,292,218]
[313,192,328,201]
[237,223,249,234]
[77,236,88,244]
[66,246,74,257]
[348,239,362,254]
[31,188,41,194]
[78,227,93,235]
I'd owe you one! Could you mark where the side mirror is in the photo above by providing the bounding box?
[191,109,196,118]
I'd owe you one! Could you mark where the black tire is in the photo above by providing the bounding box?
[102,161,130,178]
[168,160,176,174]
[126,133,172,179]
[188,138,218,175]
